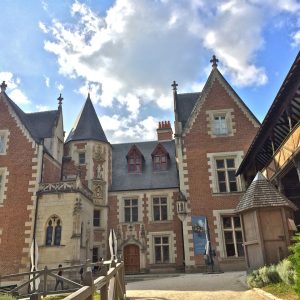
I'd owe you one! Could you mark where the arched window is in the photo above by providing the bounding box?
[45,216,62,246]
[54,220,62,246]
[46,220,53,246]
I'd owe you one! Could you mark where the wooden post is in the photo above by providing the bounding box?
[100,266,108,300]
[43,266,48,298]
[83,259,94,300]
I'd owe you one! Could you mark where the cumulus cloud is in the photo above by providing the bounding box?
[100,114,159,143]
[36,104,50,111]
[44,75,50,87]
[0,72,30,105]
[40,0,300,141]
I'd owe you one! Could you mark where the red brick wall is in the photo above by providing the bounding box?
[63,143,87,184]
[157,130,173,141]
[0,98,38,274]
[43,154,61,182]
[182,78,259,265]
[108,190,184,268]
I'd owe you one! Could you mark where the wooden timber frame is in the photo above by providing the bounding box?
[237,51,300,181]
[0,259,126,300]
[262,120,300,181]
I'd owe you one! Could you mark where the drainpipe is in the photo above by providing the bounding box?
[31,140,45,277]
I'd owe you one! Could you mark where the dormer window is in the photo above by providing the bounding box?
[154,155,167,171]
[127,145,143,173]
[152,143,169,171]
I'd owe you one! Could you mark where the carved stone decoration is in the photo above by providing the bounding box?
[72,198,82,237]
[140,224,145,238]
[93,182,104,200]
[73,198,82,215]
[94,145,106,162]
[96,164,104,179]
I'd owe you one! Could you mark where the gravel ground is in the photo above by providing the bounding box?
[126,272,267,300]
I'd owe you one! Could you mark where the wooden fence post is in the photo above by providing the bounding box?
[43,266,48,298]
[100,266,108,300]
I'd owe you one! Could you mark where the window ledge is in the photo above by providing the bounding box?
[219,257,245,262]
[93,226,105,231]
[149,220,172,224]
[41,245,66,248]
[212,191,244,197]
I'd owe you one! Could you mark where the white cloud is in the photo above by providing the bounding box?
[40,0,300,141]
[0,72,30,105]
[99,114,159,143]
[36,104,50,111]
[291,30,300,47]
[44,75,50,87]
[55,82,64,91]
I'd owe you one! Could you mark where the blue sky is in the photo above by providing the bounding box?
[0,0,300,143]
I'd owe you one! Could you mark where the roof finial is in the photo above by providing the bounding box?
[57,93,63,106]
[171,80,178,92]
[88,82,91,98]
[1,81,7,92]
[210,55,219,68]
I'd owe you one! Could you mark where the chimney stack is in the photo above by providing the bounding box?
[157,121,173,141]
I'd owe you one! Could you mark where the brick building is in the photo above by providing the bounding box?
[174,57,259,271]
[0,56,264,278]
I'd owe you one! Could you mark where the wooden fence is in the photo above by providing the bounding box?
[0,258,125,300]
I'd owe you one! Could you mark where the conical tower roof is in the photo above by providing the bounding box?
[235,172,297,213]
[66,94,108,143]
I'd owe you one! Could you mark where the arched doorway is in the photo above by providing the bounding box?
[124,244,140,274]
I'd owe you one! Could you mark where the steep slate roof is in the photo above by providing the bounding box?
[110,140,179,191]
[3,92,58,143]
[176,92,200,129]
[66,94,108,143]
[235,172,298,213]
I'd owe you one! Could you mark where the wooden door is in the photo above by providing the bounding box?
[124,244,140,274]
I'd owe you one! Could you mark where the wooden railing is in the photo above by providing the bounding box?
[0,259,125,300]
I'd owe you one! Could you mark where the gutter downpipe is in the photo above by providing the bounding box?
[31,139,44,290]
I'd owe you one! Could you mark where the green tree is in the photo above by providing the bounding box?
[289,233,300,298]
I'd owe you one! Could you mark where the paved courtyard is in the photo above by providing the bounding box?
[126,272,267,300]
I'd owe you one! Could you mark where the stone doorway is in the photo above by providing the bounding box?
[124,244,140,274]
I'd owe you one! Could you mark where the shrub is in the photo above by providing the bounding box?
[247,270,264,288]
[289,233,300,297]
[276,259,295,285]
[259,266,271,285]
[267,264,281,284]
[0,295,16,300]
[247,265,281,288]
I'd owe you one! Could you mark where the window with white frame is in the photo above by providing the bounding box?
[154,236,170,263]
[206,109,234,138]
[213,115,228,135]
[0,168,6,204]
[153,197,168,221]
[222,216,244,257]
[0,130,9,154]
[216,158,238,192]
[124,198,138,223]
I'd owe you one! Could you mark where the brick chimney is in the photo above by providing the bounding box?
[157,121,173,141]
